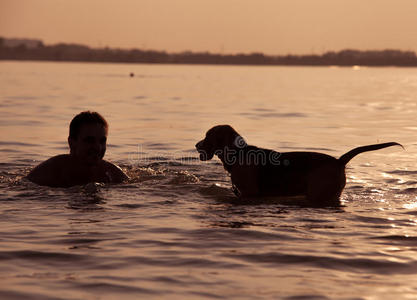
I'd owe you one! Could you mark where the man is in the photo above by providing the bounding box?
[27,111,129,187]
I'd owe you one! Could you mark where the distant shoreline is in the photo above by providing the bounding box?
[1,37,417,67]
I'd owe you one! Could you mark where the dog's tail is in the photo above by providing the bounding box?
[338,142,403,166]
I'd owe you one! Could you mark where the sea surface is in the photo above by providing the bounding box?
[0,61,416,300]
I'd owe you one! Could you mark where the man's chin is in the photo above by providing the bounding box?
[84,156,103,166]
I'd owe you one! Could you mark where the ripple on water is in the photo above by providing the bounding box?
[239,111,308,120]
[0,290,63,300]
[226,251,417,275]
[370,235,417,246]
[0,250,89,264]
[0,141,40,147]
[386,170,417,176]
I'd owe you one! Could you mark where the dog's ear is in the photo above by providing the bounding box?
[210,125,240,148]
[233,135,247,149]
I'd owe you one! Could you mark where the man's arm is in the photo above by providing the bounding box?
[105,161,129,183]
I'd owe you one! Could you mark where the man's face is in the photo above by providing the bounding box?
[69,123,107,165]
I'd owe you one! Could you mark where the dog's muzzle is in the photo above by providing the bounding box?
[195,140,210,161]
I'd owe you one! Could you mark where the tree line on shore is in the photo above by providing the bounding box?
[1,37,417,66]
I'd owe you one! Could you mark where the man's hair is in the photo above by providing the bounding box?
[69,111,108,139]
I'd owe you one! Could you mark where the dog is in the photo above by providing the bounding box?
[195,125,402,206]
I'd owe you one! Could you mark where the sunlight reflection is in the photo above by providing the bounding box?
[348,175,367,184]
[384,247,401,252]
[403,203,417,209]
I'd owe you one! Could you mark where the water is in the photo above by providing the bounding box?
[0,61,416,299]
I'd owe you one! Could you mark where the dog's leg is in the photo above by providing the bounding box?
[306,164,346,207]
[230,165,260,198]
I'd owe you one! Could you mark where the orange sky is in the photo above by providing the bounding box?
[1,0,417,55]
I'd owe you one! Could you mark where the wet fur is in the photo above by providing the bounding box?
[196,125,402,207]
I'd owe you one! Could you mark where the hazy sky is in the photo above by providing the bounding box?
[1,0,417,55]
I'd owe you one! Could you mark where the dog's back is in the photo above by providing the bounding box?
[258,151,341,197]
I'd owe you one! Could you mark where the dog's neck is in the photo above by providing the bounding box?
[216,144,249,173]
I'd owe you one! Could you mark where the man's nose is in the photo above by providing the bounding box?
[91,140,103,151]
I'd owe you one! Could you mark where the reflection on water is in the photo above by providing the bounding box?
[0,61,416,299]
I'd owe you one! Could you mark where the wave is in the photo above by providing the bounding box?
[224,251,417,275]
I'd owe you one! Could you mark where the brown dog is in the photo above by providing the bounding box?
[195,125,402,206]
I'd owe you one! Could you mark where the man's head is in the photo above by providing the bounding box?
[68,111,108,165]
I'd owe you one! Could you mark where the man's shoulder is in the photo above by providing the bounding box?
[26,154,72,186]
[37,154,77,171]
[30,154,72,170]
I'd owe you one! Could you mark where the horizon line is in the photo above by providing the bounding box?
[1,36,416,57]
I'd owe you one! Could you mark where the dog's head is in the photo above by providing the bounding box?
[195,125,247,161]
